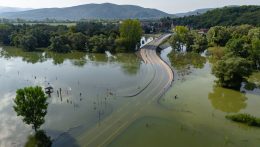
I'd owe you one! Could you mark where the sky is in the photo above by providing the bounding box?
[0,0,259,13]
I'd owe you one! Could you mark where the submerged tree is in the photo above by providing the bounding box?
[212,56,253,89]
[170,26,189,51]
[49,35,71,53]
[116,19,142,52]
[13,86,48,132]
[19,35,38,51]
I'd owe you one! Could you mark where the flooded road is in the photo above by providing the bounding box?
[0,42,260,147]
[109,47,260,147]
[77,34,173,146]
[0,47,145,146]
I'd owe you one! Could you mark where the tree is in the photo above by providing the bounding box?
[207,26,231,46]
[76,22,103,36]
[191,31,208,53]
[212,56,253,89]
[248,28,260,69]
[170,26,207,52]
[249,38,260,69]
[10,32,23,47]
[0,24,13,45]
[248,28,260,39]
[229,25,253,39]
[226,37,249,58]
[13,86,48,132]
[19,35,38,51]
[117,19,142,52]
[29,25,53,48]
[49,35,71,53]
[87,34,114,53]
[170,6,260,28]
[67,32,87,51]
[87,35,106,53]
[169,26,189,51]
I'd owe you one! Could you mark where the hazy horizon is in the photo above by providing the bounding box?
[0,0,259,14]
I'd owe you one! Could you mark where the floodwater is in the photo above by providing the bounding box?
[109,47,260,147]
[0,46,260,146]
[0,46,146,146]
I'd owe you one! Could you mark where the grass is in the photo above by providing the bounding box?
[226,113,260,127]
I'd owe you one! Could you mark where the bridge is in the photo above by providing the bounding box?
[77,34,173,146]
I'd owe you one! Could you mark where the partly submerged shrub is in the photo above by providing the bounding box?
[226,113,260,127]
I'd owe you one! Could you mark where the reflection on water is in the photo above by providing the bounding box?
[208,86,247,113]
[109,116,207,147]
[116,54,141,75]
[168,52,206,70]
[111,48,260,147]
[167,52,206,81]
[1,45,260,146]
[45,51,87,66]
[25,130,52,147]
[0,47,141,73]
[0,46,143,146]
[0,46,46,64]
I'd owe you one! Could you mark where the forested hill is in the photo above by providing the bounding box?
[171,6,260,28]
[0,3,171,20]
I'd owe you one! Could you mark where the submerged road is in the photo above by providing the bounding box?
[77,34,173,146]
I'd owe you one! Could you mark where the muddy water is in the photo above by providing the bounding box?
[0,47,147,146]
[109,47,260,147]
[1,46,259,147]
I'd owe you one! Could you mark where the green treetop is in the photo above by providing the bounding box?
[13,86,48,132]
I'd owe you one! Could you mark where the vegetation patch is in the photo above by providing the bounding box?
[207,46,225,60]
[226,113,260,127]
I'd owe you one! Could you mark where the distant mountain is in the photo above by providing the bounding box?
[174,8,214,17]
[0,6,31,14]
[0,3,172,20]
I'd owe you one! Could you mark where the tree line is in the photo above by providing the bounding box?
[162,6,260,29]
[169,25,260,89]
[0,19,142,53]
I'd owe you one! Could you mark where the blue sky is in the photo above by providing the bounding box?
[0,0,259,13]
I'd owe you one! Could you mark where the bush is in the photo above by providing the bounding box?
[226,113,260,127]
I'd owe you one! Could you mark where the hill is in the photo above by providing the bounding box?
[0,6,31,14]
[0,3,171,20]
[172,5,260,28]
[175,8,214,17]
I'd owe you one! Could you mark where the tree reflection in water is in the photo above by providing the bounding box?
[168,52,206,81]
[208,86,247,113]
[0,47,141,75]
[25,130,52,147]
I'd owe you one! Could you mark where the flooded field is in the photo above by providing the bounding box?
[0,46,146,146]
[109,47,260,147]
[0,46,259,146]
